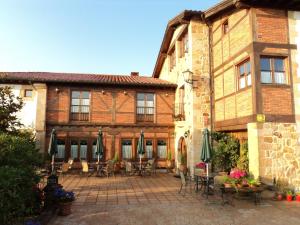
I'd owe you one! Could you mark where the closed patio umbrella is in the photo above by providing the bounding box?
[200,128,212,197]
[96,128,104,164]
[137,130,145,171]
[48,129,58,173]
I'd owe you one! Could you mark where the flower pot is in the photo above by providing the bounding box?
[296,195,300,202]
[286,195,293,202]
[58,202,72,216]
[276,193,283,201]
[224,183,232,188]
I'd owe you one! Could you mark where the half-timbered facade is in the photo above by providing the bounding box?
[1,72,176,167]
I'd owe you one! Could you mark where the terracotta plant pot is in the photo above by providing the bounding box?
[286,195,293,202]
[224,183,232,188]
[296,195,300,202]
[277,194,283,201]
[58,202,72,216]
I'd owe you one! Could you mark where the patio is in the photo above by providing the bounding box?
[48,174,300,225]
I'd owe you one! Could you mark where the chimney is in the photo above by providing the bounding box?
[131,72,139,77]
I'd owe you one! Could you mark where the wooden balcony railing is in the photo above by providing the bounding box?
[136,107,154,122]
[70,112,89,121]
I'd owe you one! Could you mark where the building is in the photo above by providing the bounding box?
[1,72,176,167]
[153,0,300,187]
[0,76,47,152]
[153,11,211,175]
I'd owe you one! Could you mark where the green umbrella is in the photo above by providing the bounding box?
[200,128,212,165]
[200,128,212,198]
[48,129,58,173]
[96,128,104,164]
[137,130,145,171]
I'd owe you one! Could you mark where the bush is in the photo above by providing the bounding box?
[0,132,43,225]
[211,132,240,172]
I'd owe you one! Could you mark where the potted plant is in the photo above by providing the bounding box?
[54,187,75,216]
[286,190,293,202]
[113,152,120,173]
[179,153,187,175]
[247,178,260,188]
[223,176,234,188]
[296,192,300,202]
[166,151,173,171]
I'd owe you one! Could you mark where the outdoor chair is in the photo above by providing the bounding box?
[125,161,138,176]
[143,159,156,176]
[67,158,74,169]
[102,160,115,178]
[178,171,193,196]
[81,160,94,176]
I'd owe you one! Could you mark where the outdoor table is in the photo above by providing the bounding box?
[194,172,215,198]
[220,185,265,205]
[96,162,107,176]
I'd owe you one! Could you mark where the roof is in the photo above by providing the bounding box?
[0,72,177,88]
[152,10,203,78]
[153,0,300,77]
[204,0,300,20]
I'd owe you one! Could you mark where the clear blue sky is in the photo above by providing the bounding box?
[0,0,219,76]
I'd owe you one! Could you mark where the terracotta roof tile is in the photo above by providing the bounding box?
[0,72,177,88]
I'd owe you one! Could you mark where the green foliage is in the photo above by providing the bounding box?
[167,151,172,161]
[211,132,240,172]
[0,132,43,224]
[237,141,249,171]
[113,151,119,163]
[0,86,24,134]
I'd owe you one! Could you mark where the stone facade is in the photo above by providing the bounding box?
[157,17,211,174]
[248,122,300,189]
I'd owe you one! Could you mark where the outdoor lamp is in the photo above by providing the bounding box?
[183,69,194,84]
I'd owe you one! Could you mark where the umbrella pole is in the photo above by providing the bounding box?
[51,155,55,173]
[206,163,209,199]
[139,155,142,172]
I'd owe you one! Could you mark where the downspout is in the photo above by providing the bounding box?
[202,14,214,150]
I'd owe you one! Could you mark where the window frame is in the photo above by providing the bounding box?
[157,139,168,160]
[169,47,176,71]
[121,139,133,160]
[179,31,189,58]
[55,139,66,161]
[24,89,33,98]
[136,92,155,123]
[237,59,252,90]
[260,56,288,85]
[70,90,90,121]
[222,20,229,35]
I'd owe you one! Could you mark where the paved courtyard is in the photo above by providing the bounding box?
[49,173,300,225]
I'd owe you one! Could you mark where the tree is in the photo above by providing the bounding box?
[0,86,24,133]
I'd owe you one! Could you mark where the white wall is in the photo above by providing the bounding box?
[0,84,37,129]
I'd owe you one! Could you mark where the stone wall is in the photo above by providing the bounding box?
[248,122,300,189]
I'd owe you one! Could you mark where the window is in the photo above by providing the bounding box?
[261,57,286,84]
[80,140,88,160]
[122,140,132,159]
[180,32,189,57]
[56,139,65,159]
[145,140,153,159]
[70,140,79,160]
[169,48,176,71]
[70,91,90,121]
[92,140,98,160]
[157,140,167,159]
[136,93,155,122]
[237,60,251,89]
[223,20,229,35]
[24,89,33,97]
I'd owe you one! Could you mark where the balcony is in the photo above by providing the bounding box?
[136,107,154,122]
[174,103,185,121]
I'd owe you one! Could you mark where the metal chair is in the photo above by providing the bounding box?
[102,160,115,178]
[143,159,156,176]
[81,160,94,176]
[178,171,193,195]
